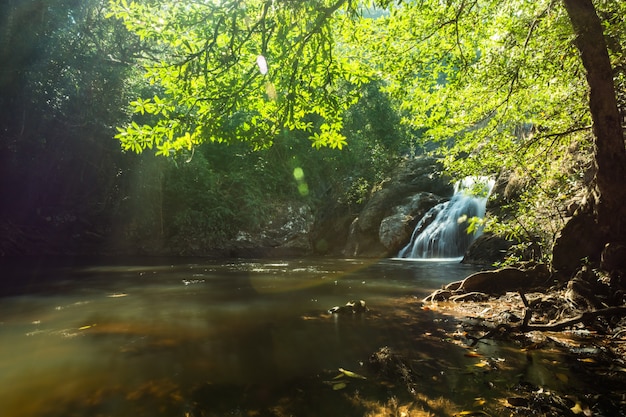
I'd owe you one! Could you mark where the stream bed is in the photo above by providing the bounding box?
[0,258,616,416]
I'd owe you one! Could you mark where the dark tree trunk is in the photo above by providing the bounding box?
[552,0,626,276]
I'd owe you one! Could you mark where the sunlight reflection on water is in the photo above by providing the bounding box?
[0,258,498,417]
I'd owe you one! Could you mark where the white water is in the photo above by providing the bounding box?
[398,177,495,259]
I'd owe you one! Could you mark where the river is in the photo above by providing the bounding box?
[0,258,586,416]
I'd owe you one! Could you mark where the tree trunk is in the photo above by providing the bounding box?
[552,0,626,276]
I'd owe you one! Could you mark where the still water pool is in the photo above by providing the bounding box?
[0,258,585,416]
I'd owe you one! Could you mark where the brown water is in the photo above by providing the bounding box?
[0,258,586,416]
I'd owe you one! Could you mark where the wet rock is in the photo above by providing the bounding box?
[425,263,551,302]
[342,157,452,257]
[444,280,463,291]
[378,192,446,254]
[506,396,529,407]
[458,268,526,294]
[367,346,417,393]
[328,300,369,314]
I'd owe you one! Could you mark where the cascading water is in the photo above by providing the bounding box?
[398,177,495,259]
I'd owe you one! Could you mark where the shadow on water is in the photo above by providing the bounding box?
[0,258,608,416]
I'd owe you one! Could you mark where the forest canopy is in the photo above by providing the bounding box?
[1,0,624,260]
[106,0,626,255]
[107,0,622,163]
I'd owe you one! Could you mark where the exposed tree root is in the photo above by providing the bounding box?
[466,306,626,346]
[522,305,626,331]
[464,290,626,346]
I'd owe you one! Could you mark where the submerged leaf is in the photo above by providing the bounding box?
[338,368,367,379]
[473,398,486,406]
[332,382,347,390]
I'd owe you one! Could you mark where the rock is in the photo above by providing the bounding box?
[507,397,529,407]
[328,300,369,314]
[343,217,367,257]
[342,157,452,257]
[229,202,314,257]
[425,263,551,301]
[368,346,417,393]
[310,198,355,255]
[457,263,550,296]
[378,192,445,253]
[378,214,411,251]
[457,268,525,295]
[600,242,626,271]
[462,233,515,266]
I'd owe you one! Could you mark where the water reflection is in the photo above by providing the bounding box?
[0,258,564,416]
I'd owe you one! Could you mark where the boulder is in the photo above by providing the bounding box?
[229,202,314,257]
[342,157,452,257]
[457,263,550,295]
[425,263,551,301]
[378,192,445,254]
[457,268,528,295]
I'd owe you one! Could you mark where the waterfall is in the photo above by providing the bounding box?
[398,177,495,259]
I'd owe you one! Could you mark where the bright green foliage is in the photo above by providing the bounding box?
[367,0,588,170]
[111,77,410,251]
[107,0,371,154]
[602,0,626,109]
[107,0,625,257]
[354,0,608,254]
